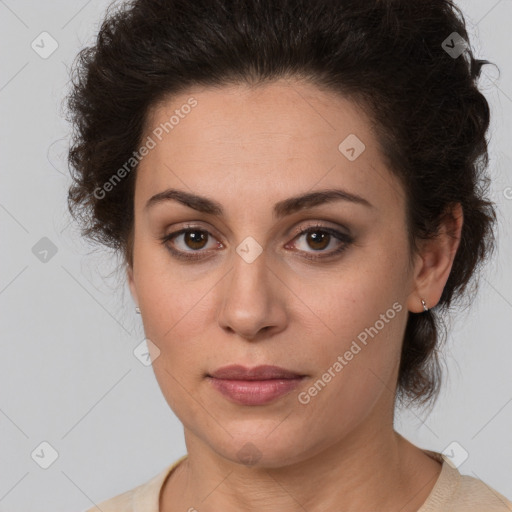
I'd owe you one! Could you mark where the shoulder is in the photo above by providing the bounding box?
[81,455,188,512]
[83,486,136,512]
[420,449,512,512]
[450,472,512,511]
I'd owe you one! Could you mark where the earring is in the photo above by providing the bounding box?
[135,306,141,314]
[421,298,428,312]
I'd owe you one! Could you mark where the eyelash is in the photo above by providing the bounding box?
[159,223,354,262]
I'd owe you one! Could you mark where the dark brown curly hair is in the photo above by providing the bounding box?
[66,0,498,411]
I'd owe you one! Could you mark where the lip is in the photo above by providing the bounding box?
[208,364,304,380]
[207,365,306,406]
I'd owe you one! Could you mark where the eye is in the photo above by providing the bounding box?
[160,225,223,261]
[159,223,353,262]
[287,224,353,261]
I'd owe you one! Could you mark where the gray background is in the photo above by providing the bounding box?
[1,0,511,510]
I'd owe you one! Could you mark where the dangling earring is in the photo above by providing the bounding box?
[135,306,141,314]
[421,298,428,312]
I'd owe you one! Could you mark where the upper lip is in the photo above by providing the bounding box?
[208,364,304,380]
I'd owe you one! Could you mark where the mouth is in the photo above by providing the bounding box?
[208,364,305,380]
[206,365,306,405]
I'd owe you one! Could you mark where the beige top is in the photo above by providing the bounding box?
[85,450,512,512]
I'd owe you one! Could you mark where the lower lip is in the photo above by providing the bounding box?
[208,377,304,405]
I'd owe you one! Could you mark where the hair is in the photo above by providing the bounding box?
[66,0,498,411]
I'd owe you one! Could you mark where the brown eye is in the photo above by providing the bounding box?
[160,224,353,262]
[289,225,354,261]
[160,227,222,261]
[304,230,330,251]
[182,229,209,250]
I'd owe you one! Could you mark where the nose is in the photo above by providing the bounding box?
[216,248,288,341]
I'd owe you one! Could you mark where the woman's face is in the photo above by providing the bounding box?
[127,79,423,466]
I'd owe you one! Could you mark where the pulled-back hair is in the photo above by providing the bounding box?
[66,0,498,410]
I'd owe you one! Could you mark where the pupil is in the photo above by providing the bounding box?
[308,231,329,250]
[185,230,207,250]
[182,230,330,252]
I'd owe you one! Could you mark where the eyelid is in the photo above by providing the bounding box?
[164,219,351,240]
[160,221,353,260]
[162,222,223,244]
[159,224,221,261]
[288,220,351,239]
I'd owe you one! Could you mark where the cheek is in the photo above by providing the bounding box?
[294,361,393,454]
[294,247,408,409]
[135,238,216,340]
[296,292,406,441]
[137,269,213,421]
[298,254,406,355]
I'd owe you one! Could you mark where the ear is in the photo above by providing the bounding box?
[126,263,139,307]
[406,202,463,313]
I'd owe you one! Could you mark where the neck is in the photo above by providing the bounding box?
[161,420,441,512]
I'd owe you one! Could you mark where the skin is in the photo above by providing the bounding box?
[127,78,463,512]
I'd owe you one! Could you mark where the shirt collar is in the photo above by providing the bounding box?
[133,454,189,512]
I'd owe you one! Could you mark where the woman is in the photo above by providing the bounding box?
[67,0,511,510]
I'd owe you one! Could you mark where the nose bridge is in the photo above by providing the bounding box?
[232,239,268,296]
[217,239,285,339]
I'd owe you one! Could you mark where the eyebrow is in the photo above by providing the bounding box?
[144,187,373,218]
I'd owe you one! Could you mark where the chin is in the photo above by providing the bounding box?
[204,426,313,469]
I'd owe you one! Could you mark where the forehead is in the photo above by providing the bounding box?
[136,80,405,217]
[144,79,371,154]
